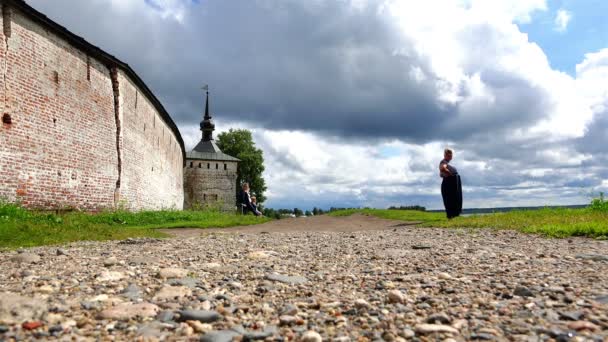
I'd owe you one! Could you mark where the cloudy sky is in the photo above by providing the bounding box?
[29,0,608,210]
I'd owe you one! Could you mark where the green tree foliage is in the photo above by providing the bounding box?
[305,210,312,216]
[217,129,267,203]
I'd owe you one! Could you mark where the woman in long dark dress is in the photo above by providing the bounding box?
[439,148,462,219]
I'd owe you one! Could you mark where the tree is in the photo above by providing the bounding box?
[305,210,312,217]
[217,129,267,203]
[293,208,304,217]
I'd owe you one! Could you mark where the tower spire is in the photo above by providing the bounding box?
[200,86,215,141]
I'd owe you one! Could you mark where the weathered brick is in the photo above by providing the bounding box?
[0,4,184,211]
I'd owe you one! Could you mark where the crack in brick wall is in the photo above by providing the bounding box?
[110,66,122,207]
[2,3,11,115]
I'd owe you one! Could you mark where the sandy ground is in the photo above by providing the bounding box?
[159,214,420,237]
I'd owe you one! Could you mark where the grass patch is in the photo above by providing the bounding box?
[0,202,271,249]
[329,207,608,239]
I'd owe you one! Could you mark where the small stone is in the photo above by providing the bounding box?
[575,254,608,262]
[567,321,599,331]
[11,253,40,264]
[97,271,124,282]
[153,285,192,301]
[513,286,534,297]
[56,249,67,256]
[279,315,297,326]
[0,293,48,324]
[355,298,371,310]
[121,283,141,301]
[388,290,405,304]
[22,321,43,330]
[37,285,54,294]
[426,313,451,325]
[280,304,298,316]
[49,325,63,334]
[412,245,431,250]
[301,330,322,342]
[104,257,118,267]
[247,251,278,259]
[157,310,174,322]
[415,324,459,335]
[98,302,159,320]
[200,330,241,342]
[187,320,212,333]
[158,268,189,279]
[176,310,222,323]
[593,295,608,304]
[402,328,415,338]
[0,325,9,333]
[438,272,453,280]
[202,262,222,269]
[265,273,308,284]
[559,311,584,321]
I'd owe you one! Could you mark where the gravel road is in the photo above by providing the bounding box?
[1,214,607,341]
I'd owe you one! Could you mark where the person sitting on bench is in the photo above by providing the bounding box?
[251,196,263,216]
[240,183,261,216]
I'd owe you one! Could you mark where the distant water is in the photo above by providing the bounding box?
[429,204,588,215]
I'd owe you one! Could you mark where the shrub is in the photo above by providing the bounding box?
[589,192,608,212]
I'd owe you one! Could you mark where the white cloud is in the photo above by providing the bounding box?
[554,9,572,32]
[25,0,608,209]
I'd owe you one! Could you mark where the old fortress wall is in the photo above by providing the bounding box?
[0,1,185,211]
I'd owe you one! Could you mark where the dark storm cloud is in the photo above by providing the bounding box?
[27,0,555,144]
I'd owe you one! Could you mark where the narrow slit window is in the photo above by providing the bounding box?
[190,162,193,168]
[199,163,202,168]
[216,163,218,169]
[207,163,210,169]
[224,164,227,170]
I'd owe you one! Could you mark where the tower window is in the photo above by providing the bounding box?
[224,164,227,170]
[207,163,210,169]
[198,163,202,168]
[189,162,193,168]
[216,163,218,169]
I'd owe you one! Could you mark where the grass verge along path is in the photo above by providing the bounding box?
[329,208,608,239]
[0,202,271,249]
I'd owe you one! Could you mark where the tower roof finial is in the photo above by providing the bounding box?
[200,85,215,141]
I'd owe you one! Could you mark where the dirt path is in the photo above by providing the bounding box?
[159,214,419,238]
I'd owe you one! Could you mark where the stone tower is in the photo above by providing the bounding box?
[183,91,239,211]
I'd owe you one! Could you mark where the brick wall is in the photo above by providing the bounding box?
[184,160,237,212]
[0,5,184,211]
[118,71,184,210]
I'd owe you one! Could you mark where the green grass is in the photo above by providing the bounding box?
[0,202,271,249]
[329,207,608,239]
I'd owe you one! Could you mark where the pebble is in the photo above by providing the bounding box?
[415,324,459,335]
[301,330,323,342]
[97,271,124,282]
[426,313,451,324]
[514,286,535,297]
[157,268,189,279]
[387,290,405,304]
[176,310,222,323]
[200,330,240,342]
[98,302,159,320]
[10,253,40,264]
[567,321,599,331]
[152,285,191,301]
[103,257,118,267]
[354,299,371,310]
[279,315,297,326]
[265,273,308,284]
